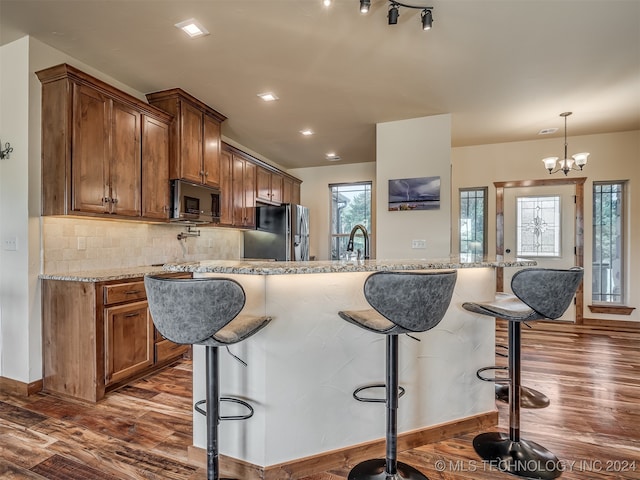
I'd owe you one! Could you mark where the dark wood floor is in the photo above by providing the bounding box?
[1,323,639,479]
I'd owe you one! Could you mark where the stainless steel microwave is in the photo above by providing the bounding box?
[170,180,220,224]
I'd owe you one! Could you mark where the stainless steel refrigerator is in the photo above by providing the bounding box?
[243,204,310,261]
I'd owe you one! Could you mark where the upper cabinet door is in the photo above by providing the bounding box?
[179,101,204,184]
[71,82,111,214]
[142,115,170,219]
[202,114,221,188]
[110,100,141,217]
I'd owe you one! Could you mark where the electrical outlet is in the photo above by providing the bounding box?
[411,239,427,249]
[3,237,18,251]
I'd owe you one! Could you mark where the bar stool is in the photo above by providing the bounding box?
[477,313,550,409]
[339,270,457,480]
[462,267,583,480]
[144,275,271,480]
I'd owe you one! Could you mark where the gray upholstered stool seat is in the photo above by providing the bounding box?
[475,293,551,409]
[144,275,271,480]
[339,270,457,480]
[462,267,583,480]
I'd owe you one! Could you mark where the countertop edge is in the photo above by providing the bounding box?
[163,258,537,275]
[38,258,537,282]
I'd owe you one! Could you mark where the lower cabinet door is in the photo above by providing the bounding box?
[105,301,154,385]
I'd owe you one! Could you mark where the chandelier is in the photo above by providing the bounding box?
[542,112,589,175]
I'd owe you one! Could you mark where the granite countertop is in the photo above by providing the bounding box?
[39,265,168,282]
[163,256,537,275]
[39,257,536,282]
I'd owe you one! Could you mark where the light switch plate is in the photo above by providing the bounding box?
[3,237,18,251]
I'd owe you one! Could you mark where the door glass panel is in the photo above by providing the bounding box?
[516,195,561,257]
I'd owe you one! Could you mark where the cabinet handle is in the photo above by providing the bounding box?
[124,290,141,295]
[102,197,110,204]
[111,198,118,204]
[205,171,209,177]
[124,312,140,318]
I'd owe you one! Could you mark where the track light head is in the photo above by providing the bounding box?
[360,0,371,14]
[388,3,399,24]
[421,9,433,30]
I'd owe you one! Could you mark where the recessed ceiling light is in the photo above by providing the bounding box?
[538,128,558,135]
[257,92,279,102]
[175,18,210,38]
[326,153,341,161]
[300,129,314,136]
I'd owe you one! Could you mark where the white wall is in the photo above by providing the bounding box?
[288,162,376,261]
[376,114,452,259]
[0,37,32,381]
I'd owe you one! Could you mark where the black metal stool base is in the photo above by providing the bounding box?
[348,459,429,480]
[495,385,551,409]
[473,432,562,480]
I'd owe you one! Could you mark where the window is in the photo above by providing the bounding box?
[459,187,487,261]
[593,181,626,304]
[330,182,372,260]
[516,195,561,257]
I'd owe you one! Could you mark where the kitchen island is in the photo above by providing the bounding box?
[162,257,535,479]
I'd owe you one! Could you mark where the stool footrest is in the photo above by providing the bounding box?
[194,397,255,421]
[476,365,509,384]
[353,383,406,403]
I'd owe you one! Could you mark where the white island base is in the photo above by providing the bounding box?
[171,261,516,479]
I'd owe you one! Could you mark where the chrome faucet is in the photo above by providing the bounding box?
[346,224,370,260]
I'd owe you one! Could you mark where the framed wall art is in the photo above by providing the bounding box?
[388,176,440,211]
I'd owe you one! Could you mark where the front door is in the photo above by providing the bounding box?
[495,178,586,323]
[503,184,577,321]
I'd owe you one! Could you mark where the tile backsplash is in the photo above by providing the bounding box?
[42,217,243,274]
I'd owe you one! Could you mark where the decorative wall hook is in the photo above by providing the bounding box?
[0,140,13,160]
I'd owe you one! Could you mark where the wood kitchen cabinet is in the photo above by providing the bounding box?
[282,176,301,205]
[141,115,171,219]
[219,144,256,228]
[256,166,283,205]
[36,64,172,221]
[233,154,256,228]
[146,88,226,189]
[42,274,189,402]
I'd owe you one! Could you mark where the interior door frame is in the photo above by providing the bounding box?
[495,177,586,323]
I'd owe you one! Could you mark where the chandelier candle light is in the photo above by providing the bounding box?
[542,112,589,175]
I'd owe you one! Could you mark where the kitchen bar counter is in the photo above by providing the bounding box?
[163,256,534,275]
[163,257,535,477]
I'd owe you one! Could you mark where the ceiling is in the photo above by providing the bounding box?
[1,0,639,170]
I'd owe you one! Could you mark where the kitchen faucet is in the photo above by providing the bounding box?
[346,224,370,260]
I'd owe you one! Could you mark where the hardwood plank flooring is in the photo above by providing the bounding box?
[1,323,638,479]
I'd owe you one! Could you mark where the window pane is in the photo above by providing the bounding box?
[593,182,624,303]
[516,195,561,257]
[330,182,372,260]
[459,187,487,261]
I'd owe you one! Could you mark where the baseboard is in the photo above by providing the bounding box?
[188,410,497,480]
[0,376,43,396]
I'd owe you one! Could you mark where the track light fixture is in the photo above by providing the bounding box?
[421,8,432,30]
[388,3,399,24]
[361,1,434,31]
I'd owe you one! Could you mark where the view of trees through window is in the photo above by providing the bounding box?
[330,182,372,260]
[459,187,487,261]
[593,181,625,303]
